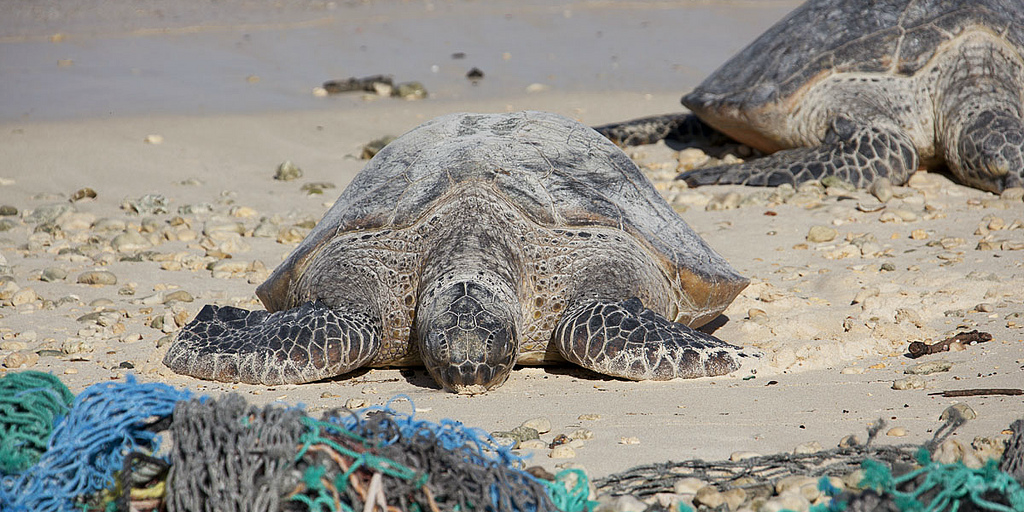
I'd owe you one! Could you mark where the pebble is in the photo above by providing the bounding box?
[886,426,908,437]
[61,339,92,355]
[3,351,39,368]
[578,413,601,421]
[673,477,707,495]
[892,375,926,390]
[618,436,640,445]
[41,267,67,282]
[111,231,151,252]
[122,194,168,215]
[677,148,709,170]
[594,494,645,512]
[905,359,952,375]
[163,290,194,304]
[729,451,762,462]
[706,192,742,211]
[521,417,552,434]
[838,434,860,448]
[940,403,977,421]
[518,439,548,449]
[806,225,838,243]
[869,178,894,202]
[345,398,368,409]
[792,441,822,455]
[693,486,725,509]
[77,271,117,286]
[11,287,38,306]
[548,445,576,458]
[0,205,17,216]
[274,161,303,181]
[761,494,810,512]
[1000,187,1024,201]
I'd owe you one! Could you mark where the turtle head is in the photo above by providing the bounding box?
[416,277,519,394]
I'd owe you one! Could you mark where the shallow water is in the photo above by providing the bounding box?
[0,0,800,121]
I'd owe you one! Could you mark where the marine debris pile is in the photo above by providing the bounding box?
[2,370,1023,512]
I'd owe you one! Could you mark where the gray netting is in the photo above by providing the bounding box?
[165,395,305,512]
[285,406,559,512]
[594,418,920,498]
[1000,419,1024,484]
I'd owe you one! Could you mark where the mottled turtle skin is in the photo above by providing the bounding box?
[164,111,754,394]
[599,0,1024,194]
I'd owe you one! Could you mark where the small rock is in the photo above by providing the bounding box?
[518,439,548,449]
[594,494,645,512]
[11,287,38,306]
[111,231,151,252]
[940,403,977,421]
[578,413,601,421]
[892,375,926,390]
[792,441,822,454]
[673,477,707,495]
[345,398,368,409]
[394,82,427,100]
[3,351,39,368]
[869,178,894,202]
[677,148,709,170]
[122,194,168,215]
[887,426,908,437]
[548,445,576,459]
[838,434,860,448]
[61,339,92,355]
[162,290,194,304]
[77,271,117,286]
[274,161,303,181]
[729,451,762,462]
[41,267,67,282]
[905,359,952,375]
[0,205,18,216]
[933,439,967,465]
[144,134,163,144]
[70,187,97,202]
[806,225,838,243]
[618,436,640,445]
[466,67,484,82]
[693,486,724,509]
[706,192,742,210]
[1000,187,1024,202]
[761,494,810,512]
[361,136,397,159]
[747,308,768,324]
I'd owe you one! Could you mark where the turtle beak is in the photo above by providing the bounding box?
[416,280,519,394]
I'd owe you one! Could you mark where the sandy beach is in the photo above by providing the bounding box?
[1,0,1022,488]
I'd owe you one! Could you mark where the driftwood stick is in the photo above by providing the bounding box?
[908,330,992,358]
[928,389,1023,398]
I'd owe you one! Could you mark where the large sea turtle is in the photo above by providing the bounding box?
[164,111,754,394]
[597,0,1024,194]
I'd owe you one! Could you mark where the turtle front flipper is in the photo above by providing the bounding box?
[553,297,752,381]
[593,113,730,147]
[163,301,381,385]
[678,115,919,188]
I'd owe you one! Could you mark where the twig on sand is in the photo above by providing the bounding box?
[928,388,1023,398]
[907,330,992,359]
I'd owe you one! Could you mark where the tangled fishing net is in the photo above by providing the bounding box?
[1,370,1022,512]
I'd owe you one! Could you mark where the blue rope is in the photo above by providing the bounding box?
[0,374,191,512]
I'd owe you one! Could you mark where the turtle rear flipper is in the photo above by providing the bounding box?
[163,301,380,385]
[552,297,753,381]
[678,115,919,188]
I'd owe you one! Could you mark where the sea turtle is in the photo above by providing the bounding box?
[597,0,1024,194]
[164,111,754,394]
